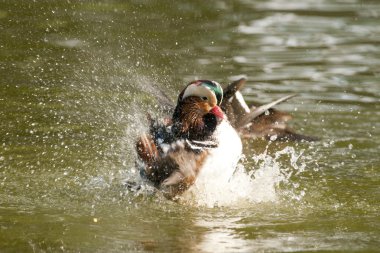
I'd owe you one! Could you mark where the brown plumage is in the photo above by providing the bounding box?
[172,96,220,140]
[221,78,318,141]
[136,133,209,197]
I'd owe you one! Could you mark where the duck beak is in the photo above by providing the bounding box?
[210,105,225,119]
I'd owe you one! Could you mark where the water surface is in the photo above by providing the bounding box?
[1,0,379,252]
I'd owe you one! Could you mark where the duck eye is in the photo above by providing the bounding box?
[201,96,208,101]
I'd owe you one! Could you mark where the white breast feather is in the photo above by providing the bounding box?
[182,120,243,205]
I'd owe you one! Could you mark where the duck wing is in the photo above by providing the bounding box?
[222,78,295,129]
[136,130,211,198]
[222,78,318,141]
[236,94,297,127]
[223,77,247,101]
[221,78,250,126]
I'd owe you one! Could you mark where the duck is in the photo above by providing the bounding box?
[135,80,242,199]
[221,77,318,141]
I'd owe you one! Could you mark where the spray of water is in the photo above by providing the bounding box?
[179,145,308,207]
[64,48,313,209]
[121,143,310,208]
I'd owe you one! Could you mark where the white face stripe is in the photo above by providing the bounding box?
[182,84,217,106]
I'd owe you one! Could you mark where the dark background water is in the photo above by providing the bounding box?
[1,0,379,252]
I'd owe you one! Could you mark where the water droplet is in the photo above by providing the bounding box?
[270,135,278,141]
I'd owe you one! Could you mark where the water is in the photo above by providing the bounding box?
[1,0,379,252]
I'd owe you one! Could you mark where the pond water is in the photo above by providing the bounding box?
[1,0,379,252]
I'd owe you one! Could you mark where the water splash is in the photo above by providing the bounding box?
[121,144,309,208]
[61,47,312,209]
[177,145,308,207]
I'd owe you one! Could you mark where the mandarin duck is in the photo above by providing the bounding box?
[136,80,242,199]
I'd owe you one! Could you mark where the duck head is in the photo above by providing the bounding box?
[172,80,224,140]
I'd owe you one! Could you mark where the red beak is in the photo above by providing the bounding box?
[210,106,225,119]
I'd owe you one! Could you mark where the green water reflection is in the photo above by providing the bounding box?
[1,0,379,252]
